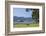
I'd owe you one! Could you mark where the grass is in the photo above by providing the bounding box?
[13,23,39,28]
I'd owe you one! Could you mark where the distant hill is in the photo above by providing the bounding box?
[13,16,33,22]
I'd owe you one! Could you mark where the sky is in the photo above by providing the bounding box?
[13,8,32,18]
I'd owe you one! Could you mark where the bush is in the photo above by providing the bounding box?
[27,24,29,26]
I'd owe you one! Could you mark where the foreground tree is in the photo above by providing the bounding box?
[26,8,39,23]
[32,9,39,23]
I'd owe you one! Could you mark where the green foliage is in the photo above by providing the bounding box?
[32,9,39,23]
[26,9,39,23]
[32,9,39,19]
[27,24,29,26]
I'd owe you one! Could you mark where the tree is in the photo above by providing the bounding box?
[26,8,39,23]
[32,9,39,23]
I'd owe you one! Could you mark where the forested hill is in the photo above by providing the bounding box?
[13,16,33,22]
